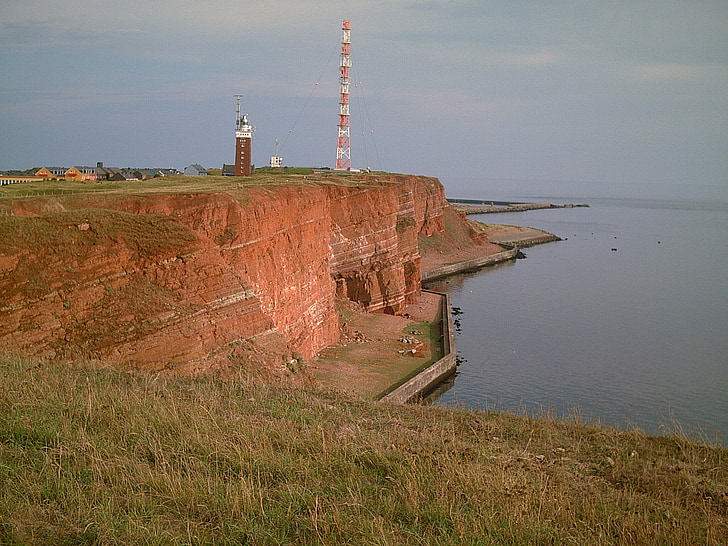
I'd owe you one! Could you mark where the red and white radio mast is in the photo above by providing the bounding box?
[335,20,352,171]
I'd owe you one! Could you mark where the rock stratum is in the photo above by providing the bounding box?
[1,175,489,374]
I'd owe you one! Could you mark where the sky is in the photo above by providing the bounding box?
[1,1,727,198]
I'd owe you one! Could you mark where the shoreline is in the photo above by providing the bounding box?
[377,289,456,403]
[390,224,560,402]
[449,200,589,214]
[313,222,560,403]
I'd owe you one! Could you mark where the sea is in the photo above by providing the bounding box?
[425,180,728,445]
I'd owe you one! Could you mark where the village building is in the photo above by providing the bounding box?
[0,174,44,185]
[34,167,69,179]
[65,167,97,181]
[3,163,180,186]
[184,164,208,176]
[34,167,54,179]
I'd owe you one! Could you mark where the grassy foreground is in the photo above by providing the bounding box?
[1,358,726,545]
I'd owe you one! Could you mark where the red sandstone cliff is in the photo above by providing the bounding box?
[0,175,475,372]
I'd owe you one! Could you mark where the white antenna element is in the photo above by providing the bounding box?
[270,138,283,168]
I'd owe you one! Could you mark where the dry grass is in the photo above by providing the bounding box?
[0,209,195,258]
[0,172,389,205]
[1,356,726,545]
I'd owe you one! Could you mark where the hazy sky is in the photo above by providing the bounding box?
[1,1,726,197]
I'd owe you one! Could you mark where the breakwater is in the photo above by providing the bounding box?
[448,198,588,214]
[421,248,519,282]
[489,234,561,249]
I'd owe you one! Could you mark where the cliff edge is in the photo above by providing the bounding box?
[0,174,496,375]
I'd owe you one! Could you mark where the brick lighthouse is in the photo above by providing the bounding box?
[234,95,254,176]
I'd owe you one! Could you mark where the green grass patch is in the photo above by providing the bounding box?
[373,318,444,401]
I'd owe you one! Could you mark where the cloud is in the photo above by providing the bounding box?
[1,0,726,186]
[399,88,534,122]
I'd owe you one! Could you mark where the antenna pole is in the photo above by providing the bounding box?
[335,20,351,170]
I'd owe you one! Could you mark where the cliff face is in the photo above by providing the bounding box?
[328,175,444,315]
[0,175,448,371]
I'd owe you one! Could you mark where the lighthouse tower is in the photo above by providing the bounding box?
[335,20,351,171]
[234,95,254,176]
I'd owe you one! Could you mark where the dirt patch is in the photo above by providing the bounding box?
[312,292,442,399]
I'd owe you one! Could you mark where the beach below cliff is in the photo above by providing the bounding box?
[313,219,558,398]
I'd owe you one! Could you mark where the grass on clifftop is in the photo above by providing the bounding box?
[1,357,726,545]
[0,209,195,258]
[0,172,392,204]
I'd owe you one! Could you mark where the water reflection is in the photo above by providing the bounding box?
[425,198,728,445]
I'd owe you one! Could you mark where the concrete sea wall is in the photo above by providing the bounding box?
[420,248,518,283]
[381,249,518,404]
[379,290,456,404]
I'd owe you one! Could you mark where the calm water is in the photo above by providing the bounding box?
[426,189,728,444]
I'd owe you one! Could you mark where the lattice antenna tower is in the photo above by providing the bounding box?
[335,20,352,170]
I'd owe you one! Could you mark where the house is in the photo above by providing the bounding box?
[135,169,157,180]
[65,166,101,181]
[93,163,114,181]
[99,167,127,181]
[184,164,208,176]
[89,163,160,181]
[37,167,69,179]
[31,166,99,181]
[118,168,140,180]
[221,164,235,176]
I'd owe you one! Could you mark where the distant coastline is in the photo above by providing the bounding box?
[448,198,589,215]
